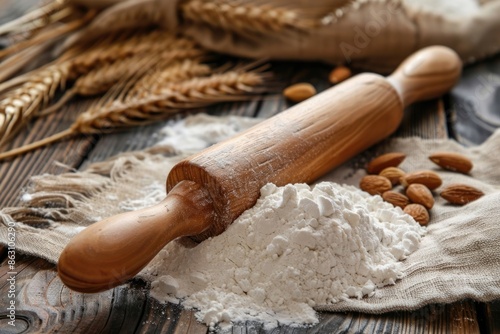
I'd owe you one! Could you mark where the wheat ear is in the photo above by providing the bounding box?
[0,63,70,147]
[76,70,267,130]
[0,0,68,36]
[72,47,205,96]
[38,48,206,117]
[127,59,212,100]
[180,0,311,34]
[0,70,267,160]
[0,31,197,141]
[65,31,195,78]
[59,0,164,52]
[0,9,96,60]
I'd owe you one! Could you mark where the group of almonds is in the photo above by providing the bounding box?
[283,66,352,102]
[359,152,485,226]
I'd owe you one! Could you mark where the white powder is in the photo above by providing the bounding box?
[146,182,426,330]
[119,181,165,211]
[21,193,32,202]
[156,114,261,152]
[403,0,479,16]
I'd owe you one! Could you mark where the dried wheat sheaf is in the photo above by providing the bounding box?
[0,67,268,160]
[0,1,298,159]
[0,31,204,147]
[0,64,70,147]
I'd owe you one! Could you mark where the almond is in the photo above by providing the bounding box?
[366,152,406,174]
[404,204,430,226]
[429,152,473,174]
[359,175,392,195]
[283,83,316,102]
[382,191,410,209]
[401,170,442,190]
[406,184,434,209]
[379,167,405,186]
[329,65,352,84]
[440,184,484,205]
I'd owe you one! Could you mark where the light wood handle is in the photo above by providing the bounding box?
[58,181,214,292]
[387,45,462,106]
[58,46,461,293]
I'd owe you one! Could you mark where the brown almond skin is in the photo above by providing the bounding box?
[429,152,473,174]
[359,175,392,196]
[401,170,442,190]
[382,191,410,209]
[406,184,434,209]
[283,83,316,102]
[404,204,430,226]
[366,152,406,174]
[379,167,405,186]
[440,184,484,205]
[329,66,352,84]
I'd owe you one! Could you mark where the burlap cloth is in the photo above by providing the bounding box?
[1,113,500,313]
[67,0,500,72]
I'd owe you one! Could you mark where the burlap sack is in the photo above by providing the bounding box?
[1,114,500,313]
[66,0,500,72]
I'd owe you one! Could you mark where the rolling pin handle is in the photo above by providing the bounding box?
[57,180,214,293]
[387,46,462,107]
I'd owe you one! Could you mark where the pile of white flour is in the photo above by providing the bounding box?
[146,181,426,329]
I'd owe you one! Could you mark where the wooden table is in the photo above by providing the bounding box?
[1,4,500,334]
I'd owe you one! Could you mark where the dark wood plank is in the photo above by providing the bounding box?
[78,122,170,169]
[310,303,479,334]
[0,256,114,333]
[172,308,208,334]
[99,282,149,333]
[80,96,262,170]
[215,302,481,334]
[395,99,448,139]
[0,245,6,261]
[0,101,97,208]
[448,53,500,146]
[478,302,500,334]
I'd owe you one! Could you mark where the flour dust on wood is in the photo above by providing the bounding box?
[146,182,426,329]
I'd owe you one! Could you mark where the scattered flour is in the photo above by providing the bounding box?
[403,0,479,16]
[21,193,32,202]
[146,182,426,330]
[119,181,165,211]
[156,115,261,152]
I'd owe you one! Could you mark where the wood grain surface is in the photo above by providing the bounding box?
[0,3,499,334]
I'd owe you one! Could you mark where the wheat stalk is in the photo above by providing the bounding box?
[127,59,212,100]
[77,70,267,132]
[72,46,205,96]
[180,0,312,34]
[0,9,96,60]
[39,48,206,116]
[0,0,68,36]
[60,0,164,51]
[0,63,70,147]
[0,70,267,160]
[0,27,182,94]
[66,31,195,78]
[0,31,199,142]
[77,70,267,129]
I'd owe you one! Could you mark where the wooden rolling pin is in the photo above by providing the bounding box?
[58,46,461,293]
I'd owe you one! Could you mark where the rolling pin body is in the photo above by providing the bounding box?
[58,46,461,292]
[168,73,402,241]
